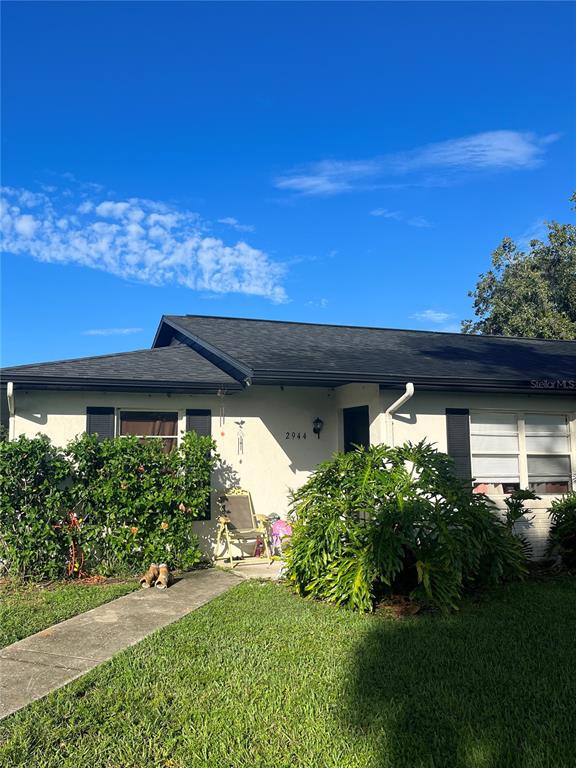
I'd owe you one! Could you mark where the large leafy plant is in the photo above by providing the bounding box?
[286,442,528,613]
[547,492,576,567]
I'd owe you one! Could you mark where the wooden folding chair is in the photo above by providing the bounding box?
[214,489,271,566]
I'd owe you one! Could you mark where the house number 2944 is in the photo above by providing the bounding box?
[286,431,307,440]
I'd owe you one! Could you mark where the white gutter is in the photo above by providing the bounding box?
[6,382,15,440]
[384,382,414,447]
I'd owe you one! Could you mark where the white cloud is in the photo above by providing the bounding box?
[412,309,455,324]
[1,185,287,303]
[307,297,329,309]
[516,218,549,249]
[275,175,353,196]
[371,209,403,221]
[400,131,556,172]
[83,327,144,336]
[95,201,132,219]
[276,159,376,195]
[406,216,433,229]
[217,216,255,233]
[14,214,39,238]
[275,131,559,196]
[370,208,433,228]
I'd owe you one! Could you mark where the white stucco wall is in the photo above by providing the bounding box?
[10,385,576,559]
[11,386,340,556]
[334,383,383,446]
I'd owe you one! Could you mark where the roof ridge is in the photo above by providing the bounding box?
[169,315,575,344]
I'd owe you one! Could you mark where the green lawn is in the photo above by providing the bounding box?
[0,579,138,648]
[1,577,575,768]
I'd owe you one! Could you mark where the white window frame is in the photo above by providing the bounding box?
[116,408,186,449]
[470,409,576,497]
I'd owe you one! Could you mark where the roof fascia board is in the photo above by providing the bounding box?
[6,376,243,393]
[377,381,576,395]
[152,318,253,384]
[3,375,573,396]
[249,369,575,394]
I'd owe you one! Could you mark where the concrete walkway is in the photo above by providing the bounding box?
[219,559,284,580]
[0,568,239,720]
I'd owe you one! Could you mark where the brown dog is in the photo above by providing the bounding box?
[155,563,172,590]
[139,563,160,588]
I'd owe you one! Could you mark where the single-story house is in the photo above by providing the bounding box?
[2,314,575,558]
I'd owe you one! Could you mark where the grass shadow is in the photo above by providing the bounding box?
[341,578,576,768]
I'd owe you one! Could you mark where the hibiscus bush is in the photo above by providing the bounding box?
[286,442,528,613]
[0,431,217,579]
[0,434,71,580]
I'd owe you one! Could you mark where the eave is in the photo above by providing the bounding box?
[1,376,243,394]
[248,369,576,394]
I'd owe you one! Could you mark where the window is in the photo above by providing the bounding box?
[470,412,520,495]
[471,412,572,495]
[525,414,571,494]
[119,411,178,453]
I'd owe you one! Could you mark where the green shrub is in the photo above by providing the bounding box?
[548,492,576,568]
[0,431,217,579]
[502,488,538,560]
[286,442,527,613]
[67,431,216,574]
[0,435,71,580]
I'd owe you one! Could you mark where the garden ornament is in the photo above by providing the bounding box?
[155,563,173,589]
[270,519,292,556]
[139,563,160,588]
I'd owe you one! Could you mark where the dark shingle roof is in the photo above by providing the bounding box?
[161,315,576,387]
[3,315,575,394]
[1,340,239,391]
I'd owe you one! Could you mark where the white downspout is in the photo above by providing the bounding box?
[6,382,15,441]
[384,382,414,447]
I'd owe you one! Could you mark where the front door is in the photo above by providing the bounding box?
[343,405,370,452]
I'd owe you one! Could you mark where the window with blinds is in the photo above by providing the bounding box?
[525,414,571,494]
[470,412,520,495]
[470,411,572,495]
[119,411,179,453]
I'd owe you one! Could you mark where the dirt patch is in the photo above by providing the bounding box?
[374,595,423,618]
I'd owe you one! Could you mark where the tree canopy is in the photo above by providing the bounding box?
[462,194,576,339]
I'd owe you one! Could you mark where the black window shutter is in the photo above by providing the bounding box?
[186,409,211,437]
[86,407,115,441]
[0,391,9,438]
[446,408,472,482]
[186,409,212,520]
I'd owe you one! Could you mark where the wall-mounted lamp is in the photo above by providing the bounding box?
[312,416,324,439]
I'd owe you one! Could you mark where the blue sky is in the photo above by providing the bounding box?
[1,1,574,366]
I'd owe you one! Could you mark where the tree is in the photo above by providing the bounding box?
[462,193,576,339]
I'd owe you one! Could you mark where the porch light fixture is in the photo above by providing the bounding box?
[312,417,324,439]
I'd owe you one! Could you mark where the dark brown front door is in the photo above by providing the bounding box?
[343,405,370,452]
